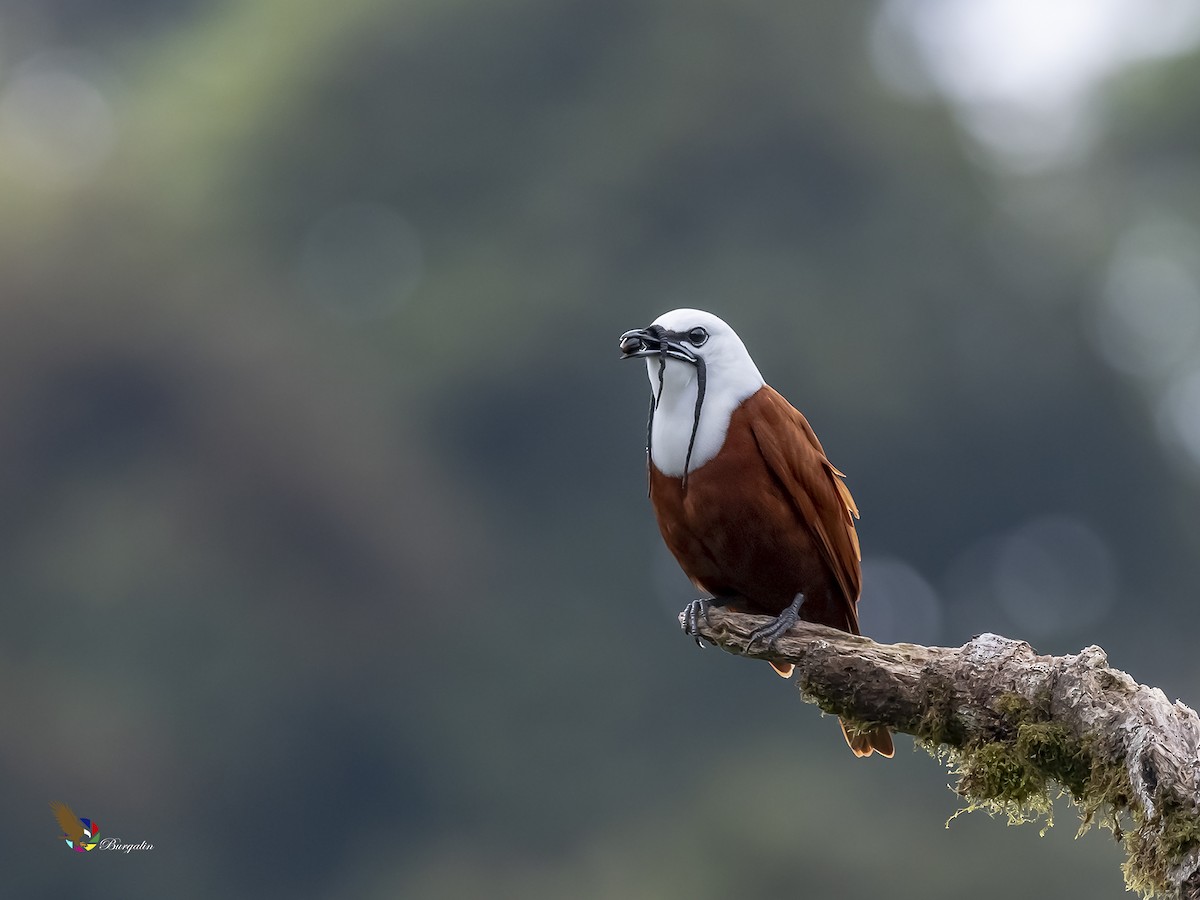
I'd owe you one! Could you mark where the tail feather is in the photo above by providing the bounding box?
[840,719,894,759]
[763,663,894,758]
[768,661,795,678]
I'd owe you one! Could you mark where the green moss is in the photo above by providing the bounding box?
[949,694,1082,817]
[1156,804,1200,860]
[915,674,964,746]
[953,740,1054,827]
[1121,797,1200,898]
[995,691,1037,719]
[938,696,1100,842]
[1016,721,1092,799]
[925,692,1198,897]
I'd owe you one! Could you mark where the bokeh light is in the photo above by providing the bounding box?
[992,516,1117,640]
[0,52,118,187]
[1158,367,1200,472]
[859,557,942,645]
[874,0,1200,170]
[1090,215,1200,380]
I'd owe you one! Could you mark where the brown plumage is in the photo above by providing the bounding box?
[649,386,893,758]
[50,801,85,843]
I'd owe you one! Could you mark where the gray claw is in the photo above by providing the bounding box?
[746,605,800,653]
[681,599,711,647]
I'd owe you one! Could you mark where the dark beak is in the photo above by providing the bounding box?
[618,327,697,363]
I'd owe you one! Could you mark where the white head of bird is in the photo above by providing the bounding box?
[619,308,764,478]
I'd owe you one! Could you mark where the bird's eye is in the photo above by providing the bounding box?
[687,327,709,347]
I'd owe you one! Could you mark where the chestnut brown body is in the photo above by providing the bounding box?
[650,385,860,630]
[649,385,893,758]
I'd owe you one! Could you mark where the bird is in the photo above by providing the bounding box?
[619,308,893,758]
[50,801,87,846]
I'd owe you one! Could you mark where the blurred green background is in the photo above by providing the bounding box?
[5,1,1200,897]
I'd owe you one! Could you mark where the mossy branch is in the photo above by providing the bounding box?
[682,606,1200,899]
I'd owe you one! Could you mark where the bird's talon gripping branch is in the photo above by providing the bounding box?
[681,598,712,646]
[746,592,804,652]
[745,604,801,652]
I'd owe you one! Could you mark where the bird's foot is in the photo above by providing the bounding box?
[681,598,714,647]
[745,595,804,653]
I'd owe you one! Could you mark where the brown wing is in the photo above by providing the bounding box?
[746,385,862,624]
[50,801,85,842]
[745,388,892,758]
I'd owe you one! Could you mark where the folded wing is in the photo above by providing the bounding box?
[747,385,862,628]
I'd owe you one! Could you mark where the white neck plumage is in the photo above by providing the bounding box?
[646,354,764,478]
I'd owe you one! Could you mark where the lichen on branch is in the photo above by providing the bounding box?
[681,606,1200,899]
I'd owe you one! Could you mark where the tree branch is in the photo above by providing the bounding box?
[682,606,1200,899]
